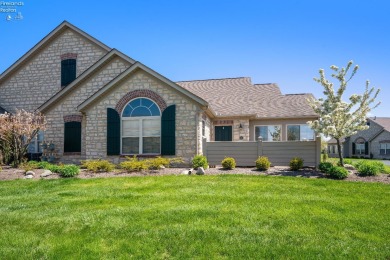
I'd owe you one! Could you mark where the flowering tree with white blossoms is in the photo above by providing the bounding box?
[307,61,380,166]
[0,110,46,167]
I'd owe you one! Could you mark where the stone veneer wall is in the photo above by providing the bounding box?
[0,28,108,113]
[44,57,130,163]
[233,119,250,141]
[84,70,202,164]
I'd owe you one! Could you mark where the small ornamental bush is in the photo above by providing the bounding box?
[318,162,334,173]
[120,156,148,172]
[46,164,61,173]
[290,157,304,171]
[147,157,170,170]
[37,161,50,169]
[328,166,349,179]
[192,155,208,169]
[81,159,115,173]
[343,158,353,165]
[354,161,384,176]
[20,161,39,171]
[52,164,79,178]
[221,157,236,170]
[255,156,271,171]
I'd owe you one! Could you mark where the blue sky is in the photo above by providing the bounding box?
[1,0,389,116]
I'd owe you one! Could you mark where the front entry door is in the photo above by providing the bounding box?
[215,126,232,141]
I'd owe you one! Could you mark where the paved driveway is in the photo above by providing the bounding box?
[382,160,390,166]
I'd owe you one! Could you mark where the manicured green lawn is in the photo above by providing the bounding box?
[0,175,389,259]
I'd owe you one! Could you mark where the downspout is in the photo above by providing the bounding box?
[195,111,199,155]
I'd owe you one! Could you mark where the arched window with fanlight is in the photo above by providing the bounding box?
[352,137,368,155]
[121,98,161,154]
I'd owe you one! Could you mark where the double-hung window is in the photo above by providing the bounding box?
[122,98,161,154]
[380,143,390,155]
[356,143,365,154]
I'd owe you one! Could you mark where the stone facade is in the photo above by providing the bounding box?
[1,21,322,166]
[0,28,107,113]
[83,70,203,164]
[233,119,250,141]
[44,57,131,163]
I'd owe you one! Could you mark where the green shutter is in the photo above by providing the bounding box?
[107,108,120,155]
[352,143,356,154]
[64,122,81,152]
[365,142,369,155]
[161,105,175,155]
[61,59,76,87]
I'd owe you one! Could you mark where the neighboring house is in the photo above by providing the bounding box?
[327,138,344,158]
[343,117,390,159]
[0,21,319,164]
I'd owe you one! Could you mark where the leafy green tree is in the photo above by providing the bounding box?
[307,61,380,166]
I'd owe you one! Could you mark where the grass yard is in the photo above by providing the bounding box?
[0,175,389,259]
[327,157,390,173]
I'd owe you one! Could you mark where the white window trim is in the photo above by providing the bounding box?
[121,116,161,155]
[356,143,365,155]
[286,124,315,141]
[380,143,390,155]
[202,119,206,138]
[254,125,282,141]
[120,97,161,155]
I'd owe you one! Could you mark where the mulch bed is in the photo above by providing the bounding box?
[1,165,389,184]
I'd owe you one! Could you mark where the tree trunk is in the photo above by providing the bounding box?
[336,138,344,166]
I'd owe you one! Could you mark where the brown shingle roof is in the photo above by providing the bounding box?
[176,77,317,118]
[370,117,390,132]
[327,138,345,144]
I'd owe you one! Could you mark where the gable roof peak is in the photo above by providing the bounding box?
[368,117,390,132]
[0,20,111,84]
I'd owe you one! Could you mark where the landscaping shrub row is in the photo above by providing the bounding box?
[21,161,79,177]
[81,156,183,173]
[318,158,389,178]
[207,156,305,171]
